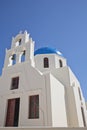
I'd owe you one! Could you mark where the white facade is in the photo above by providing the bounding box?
[0,31,87,127]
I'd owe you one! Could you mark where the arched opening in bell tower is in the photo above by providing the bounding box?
[8,54,16,66]
[21,50,26,62]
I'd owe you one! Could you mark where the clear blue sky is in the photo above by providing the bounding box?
[0,0,87,100]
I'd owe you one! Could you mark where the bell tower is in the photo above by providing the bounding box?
[3,31,35,69]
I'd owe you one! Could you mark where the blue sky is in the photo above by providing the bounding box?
[0,0,87,100]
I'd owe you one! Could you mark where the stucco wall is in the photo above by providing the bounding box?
[34,54,66,73]
[64,86,79,127]
[68,68,87,127]
[86,102,87,109]
[0,63,47,127]
[68,68,80,87]
[51,66,70,87]
[50,74,67,127]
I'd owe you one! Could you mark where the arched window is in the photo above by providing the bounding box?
[44,57,49,68]
[15,39,22,47]
[8,54,16,66]
[59,59,63,67]
[19,39,22,46]
[21,50,26,62]
[12,54,16,65]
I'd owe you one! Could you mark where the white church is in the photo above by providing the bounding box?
[0,31,87,128]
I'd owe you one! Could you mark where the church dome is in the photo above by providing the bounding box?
[34,47,63,56]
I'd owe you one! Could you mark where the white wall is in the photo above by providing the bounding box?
[69,68,87,127]
[68,68,80,87]
[0,62,48,126]
[19,90,44,126]
[65,86,79,127]
[50,74,67,127]
[51,67,70,87]
[35,54,67,73]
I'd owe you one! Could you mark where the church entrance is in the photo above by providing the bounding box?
[5,98,20,127]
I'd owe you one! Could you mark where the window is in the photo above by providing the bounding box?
[11,77,19,90]
[21,50,26,62]
[81,107,86,127]
[8,54,16,66]
[44,57,49,68]
[29,95,39,119]
[59,59,63,67]
[15,39,22,46]
[12,54,16,65]
[19,39,21,46]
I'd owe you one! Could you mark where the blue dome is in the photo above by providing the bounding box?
[34,47,63,56]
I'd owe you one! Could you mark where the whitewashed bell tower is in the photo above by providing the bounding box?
[4,31,35,69]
